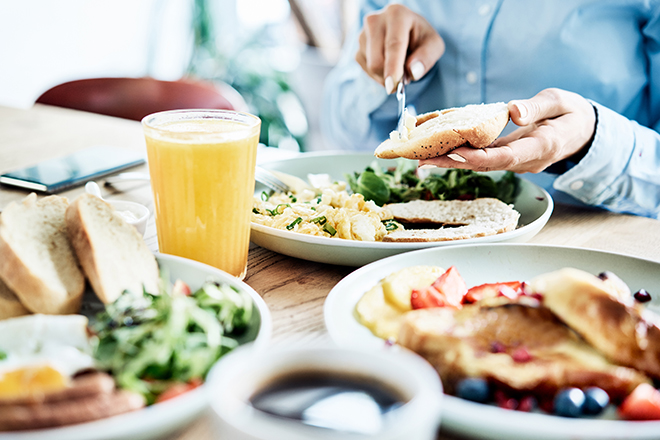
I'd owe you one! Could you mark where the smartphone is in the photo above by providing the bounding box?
[0,146,146,193]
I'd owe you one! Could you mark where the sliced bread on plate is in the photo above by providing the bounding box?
[383,198,519,242]
[375,102,510,160]
[0,193,85,314]
[66,194,159,304]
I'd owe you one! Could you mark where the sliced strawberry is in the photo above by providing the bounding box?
[430,266,467,308]
[411,285,446,309]
[619,383,660,420]
[463,281,522,304]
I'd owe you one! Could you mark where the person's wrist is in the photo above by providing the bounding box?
[567,104,598,164]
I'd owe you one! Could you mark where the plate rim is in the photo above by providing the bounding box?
[3,252,272,440]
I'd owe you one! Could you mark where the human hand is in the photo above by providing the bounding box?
[418,88,597,174]
[355,4,445,94]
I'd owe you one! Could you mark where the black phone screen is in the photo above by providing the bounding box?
[0,146,146,193]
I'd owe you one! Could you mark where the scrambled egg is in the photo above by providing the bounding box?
[252,182,398,242]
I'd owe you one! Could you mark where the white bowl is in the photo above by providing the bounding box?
[6,252,272,440]
[206,344,443,440]
[108,200,149,237]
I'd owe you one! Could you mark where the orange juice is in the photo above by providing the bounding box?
[142,111,260,278]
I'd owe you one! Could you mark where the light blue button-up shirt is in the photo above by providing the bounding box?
[321,0,660,219]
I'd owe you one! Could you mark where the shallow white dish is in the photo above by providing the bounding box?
[251,151,553,267]
[323,243,660,440]
[5,253,272,440]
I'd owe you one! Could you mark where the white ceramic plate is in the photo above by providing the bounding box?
[323,243,660,440]
[251,152,553,267]
[5,253,272,440]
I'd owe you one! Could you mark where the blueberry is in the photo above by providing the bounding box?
[553,388,585,417]
[456,378,490,403]
[583,387,609,416]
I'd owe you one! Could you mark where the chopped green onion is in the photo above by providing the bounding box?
[252,207,260,214]
[311,216,327,225]
[286,217,303,230]
[288,194,297,203]
[323,223,337,236]
[382,219,399,231]
[267,204,291,216]
[0,350,6,361]
[260,191,270,201]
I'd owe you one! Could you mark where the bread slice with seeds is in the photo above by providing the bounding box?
[375,102,510,160]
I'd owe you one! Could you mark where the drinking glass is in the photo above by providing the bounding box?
[142,109,261,279]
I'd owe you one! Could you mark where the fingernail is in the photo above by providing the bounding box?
[411,61,425,81]
[512,101,528,120]
[418,164,437,169]
[447,153,467,163]
[385,76,394,94]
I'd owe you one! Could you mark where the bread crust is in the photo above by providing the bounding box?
[375,102,510,160]
[66,197,105,302]
[0,194,84,315]
[0,277,30,320]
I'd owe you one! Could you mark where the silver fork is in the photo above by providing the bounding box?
[254,166,292,193]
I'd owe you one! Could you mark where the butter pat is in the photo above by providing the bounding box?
[390,109,417,142]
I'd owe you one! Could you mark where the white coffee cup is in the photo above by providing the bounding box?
[206,343,443,440]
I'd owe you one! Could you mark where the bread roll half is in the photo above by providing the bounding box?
[375,102,510,160]
[0,194,85,314]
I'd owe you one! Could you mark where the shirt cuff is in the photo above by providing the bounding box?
[553,101,635,205]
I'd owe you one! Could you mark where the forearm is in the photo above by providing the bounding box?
[554,101,660,219]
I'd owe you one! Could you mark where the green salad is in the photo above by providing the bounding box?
[346,159,519,206]
[90,273,253,404]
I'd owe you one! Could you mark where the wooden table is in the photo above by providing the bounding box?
[1,104,660,439]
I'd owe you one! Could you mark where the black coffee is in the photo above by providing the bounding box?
[250,372,406,435]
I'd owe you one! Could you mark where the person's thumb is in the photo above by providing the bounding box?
[509,89,566,126]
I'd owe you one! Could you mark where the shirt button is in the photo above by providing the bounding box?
[570,180,584,191]
[466,71,478,84]
[478,4,491,16]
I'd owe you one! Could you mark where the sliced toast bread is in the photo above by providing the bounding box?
[66,194,159,304]
[383,198,519,242]
[375,102,510,160]
[0,194,85,314]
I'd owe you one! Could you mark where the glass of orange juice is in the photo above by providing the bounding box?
[142,109,261,279]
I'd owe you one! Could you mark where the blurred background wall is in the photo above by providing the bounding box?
[0,0,360,151]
